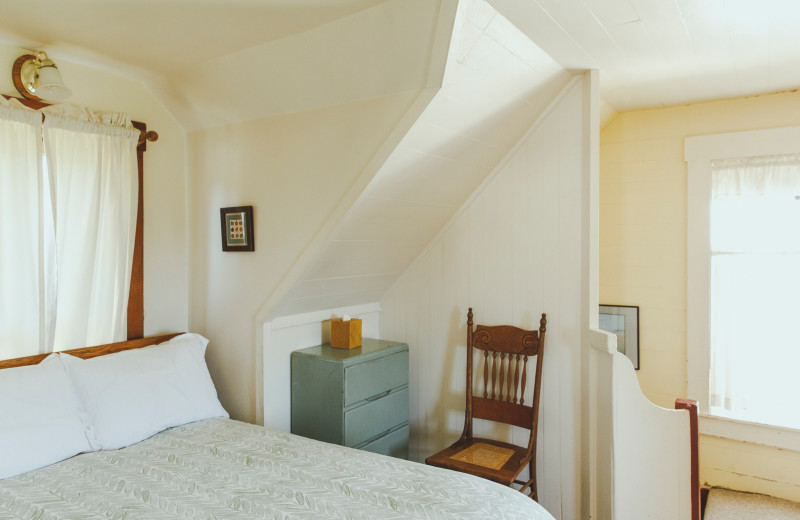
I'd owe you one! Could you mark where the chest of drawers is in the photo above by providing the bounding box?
[290,338,409,459]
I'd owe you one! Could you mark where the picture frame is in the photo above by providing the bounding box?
[220,206,254,252]
[598,304,639,369]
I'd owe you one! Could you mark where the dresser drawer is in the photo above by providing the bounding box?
[359,424,409,458]
[291,339,409,459]
[344,387,408,447]
[344,350,408,406]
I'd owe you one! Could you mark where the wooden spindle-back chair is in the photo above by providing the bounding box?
[425,307,547,500]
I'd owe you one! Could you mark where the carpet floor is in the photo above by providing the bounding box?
[704,488,800,520]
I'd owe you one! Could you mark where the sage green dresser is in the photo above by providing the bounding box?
[291,338,409,459]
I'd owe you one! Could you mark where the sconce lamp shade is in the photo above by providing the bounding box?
[32,57,71,101]
[12,52,72,102]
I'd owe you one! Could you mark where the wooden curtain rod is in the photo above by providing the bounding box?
[2,94,158,148]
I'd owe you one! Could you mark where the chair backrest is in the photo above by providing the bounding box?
[463,308,546,448]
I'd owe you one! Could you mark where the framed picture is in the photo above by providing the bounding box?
[220,206,254,252]
[598,304,639,369]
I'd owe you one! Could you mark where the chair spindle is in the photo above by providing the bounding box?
[499,353,507,401]
[512,354,521,404]
[483,350,489,398]
[490,351,498,399]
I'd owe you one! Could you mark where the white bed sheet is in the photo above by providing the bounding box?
[0,418,554,520]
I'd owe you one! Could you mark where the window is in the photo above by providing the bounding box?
[686,126,800,448]
[0,97,145,359]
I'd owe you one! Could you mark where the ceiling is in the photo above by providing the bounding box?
[0,0,798,118]
[493,0,800,111]
[0,0,388,75]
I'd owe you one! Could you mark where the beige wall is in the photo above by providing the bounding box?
[187,91,423,423]
[0,44,189,340]
[600,90,800,501]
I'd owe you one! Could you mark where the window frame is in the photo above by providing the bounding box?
[685,125,800,451]
[5,95,146,342]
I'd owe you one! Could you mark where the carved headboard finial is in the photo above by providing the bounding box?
[539,313,547,336]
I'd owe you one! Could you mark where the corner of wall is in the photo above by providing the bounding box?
[261,303,381,430]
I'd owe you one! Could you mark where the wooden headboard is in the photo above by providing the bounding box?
[0,333,182,370]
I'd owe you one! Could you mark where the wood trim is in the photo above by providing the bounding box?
[11,55,42,101]
[700,487,710,519]
[4,94,49,110]
[0,333,181,370]
[473,396,533,429]
[676,398,701,520]
[128,121,146,338]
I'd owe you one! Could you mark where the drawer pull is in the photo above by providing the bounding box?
[366,389,392,402]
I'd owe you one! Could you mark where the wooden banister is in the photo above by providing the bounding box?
[675,398,700,520]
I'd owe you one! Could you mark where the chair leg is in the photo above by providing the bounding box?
[516,460,538,501]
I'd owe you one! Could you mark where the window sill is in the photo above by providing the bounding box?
[700,413,800,452]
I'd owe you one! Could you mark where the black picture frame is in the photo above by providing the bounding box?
[220,206,254,252]
[599,304,639,369]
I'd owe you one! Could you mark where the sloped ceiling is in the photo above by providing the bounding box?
[0,0,389,75]
[0,0,443,130]
[167,0,445,129]
[270,0,571,318]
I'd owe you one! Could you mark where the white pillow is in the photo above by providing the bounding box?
[60,333,228,450]
[0,354,92,479]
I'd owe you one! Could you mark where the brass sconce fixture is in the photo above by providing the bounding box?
[12,51,72,102]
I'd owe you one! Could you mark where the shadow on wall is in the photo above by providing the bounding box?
[416,306,465,460]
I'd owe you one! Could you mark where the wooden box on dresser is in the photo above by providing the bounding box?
[290,338,409,459]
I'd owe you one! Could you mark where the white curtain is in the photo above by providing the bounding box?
[42,106,140,350]
[0,99,46,358]
[709,155,800,429]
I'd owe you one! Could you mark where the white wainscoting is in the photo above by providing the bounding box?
[262,303,380,432]
[378,75,589,520]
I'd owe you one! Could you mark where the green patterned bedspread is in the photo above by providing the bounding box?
[0,418,553,519]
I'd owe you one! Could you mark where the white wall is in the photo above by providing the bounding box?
[188,91,426,423]
[271,0,571,319]
[0,44,189,340]
[262,304,380,432]
[612,353,692,520]
[378,75,589,520]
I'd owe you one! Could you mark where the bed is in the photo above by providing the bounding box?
[0,334,554,520]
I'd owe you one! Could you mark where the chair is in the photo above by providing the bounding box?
[425,307,546,500]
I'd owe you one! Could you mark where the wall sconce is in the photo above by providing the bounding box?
[12,52,72,102]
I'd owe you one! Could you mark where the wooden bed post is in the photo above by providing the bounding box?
[675,398,700,520]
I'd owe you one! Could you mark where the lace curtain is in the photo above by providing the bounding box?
[0,99,139,358]
[709,155,800,429]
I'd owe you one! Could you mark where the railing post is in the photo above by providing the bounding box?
[675,398,700,520]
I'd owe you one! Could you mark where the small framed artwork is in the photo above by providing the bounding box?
[599,304,639,369]
[220,206,254,252]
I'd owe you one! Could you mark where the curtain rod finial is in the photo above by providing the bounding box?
[138,130,158,146]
